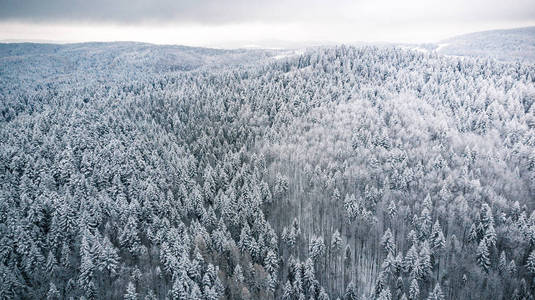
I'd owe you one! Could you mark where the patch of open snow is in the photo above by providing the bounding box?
[398,45,429,53]
[435,43,450,52]
[273,50,304,60]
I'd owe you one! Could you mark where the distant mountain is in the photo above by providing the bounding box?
[0,42,288,92]
[0,41,282,71]
[435,26,535,62]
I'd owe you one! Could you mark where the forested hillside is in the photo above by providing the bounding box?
[1,43,535,300]
[435,26,535,63]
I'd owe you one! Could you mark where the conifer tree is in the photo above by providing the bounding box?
[508,259,517,275]
[419,241,432,279]
[119,215,141,255]
[409,278,419,300]
[331,230,342,254]
[46,251,57,275]
[468,224,478,243]
[318,287,330,300]
[485,223,496,249]
[96,236,120,276]
[234,264,244,283]
[265,250,279,275]
[344,281,357,300]
[309,236,326,262]
[125,281,138,300]
[526,250,535,274]
[47,282,60,300]
[267,273,277,294]
[381,228,395,255]
[283,280,293,300]
[427,283,444,300]
[377,287,392,300]
[431,220,446,255]
[498,251,507,274]
[476,239,490,272]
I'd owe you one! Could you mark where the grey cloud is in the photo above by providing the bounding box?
[0,0,534,25]
[0,0,311,24]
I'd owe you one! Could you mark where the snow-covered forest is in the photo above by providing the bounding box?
[1,42,535,300]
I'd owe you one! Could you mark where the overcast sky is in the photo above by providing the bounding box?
[0,0,534,47]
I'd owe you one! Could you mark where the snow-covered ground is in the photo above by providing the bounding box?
[273,50,304,60]
[435,43,449,52]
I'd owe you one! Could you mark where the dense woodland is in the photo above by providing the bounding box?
[1,43,535,300]
[437,26,535,63]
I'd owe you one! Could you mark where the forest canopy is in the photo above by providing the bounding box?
[0,43,534,300]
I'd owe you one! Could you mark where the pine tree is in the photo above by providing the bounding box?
[377,287,392,300]
[344,194,357,222]
[476,239,490,272]
[96,236,119,276]
[419,206,432,238]
[380,228,395,255]
[238,223,251,253]
[267,273,277,294]
[427,283,444,300]
[265,249,279,274]
[60,242,71,268]
[145,290,157,300]
[526,250,535,274]
[318,287,329,300]
[203,285,218,300]
[261,180,272,204]
[498,251,507,274]
[203,264,217,288]
[381,253,396,275]
[213,267,224,296]
[508,259,517,275]
[468,224,478,243]
[47,282,60,300]
[419,241,432,279]
[294,264,304,295]
[274,174,289,200]
[344,281,357,300]
[234,264,244,283]
[407,230,418,246]
[170,274,189,300]
[395,276,403,298]
[431,220,446,255]
[480,203,494,230]
[303,258,316,289]
[203,165,216,202]
[374,271,388,297]
[283,280,293,300]
[404,245,418,273]
[331,230,342,253]
[119,215,141,255]
[124,281,137,300]
[409,278,419,300]
[485,223,496,249]
[388,200,397,219]
[45,251,57,275]
[24,241,45,276]
[79,243,95,297]
[85,279,97,300]
[309,236,325,262]
[201,205,217,230]
[190,280,203,300]
[332,188,341,205]
[211,218,230,253]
